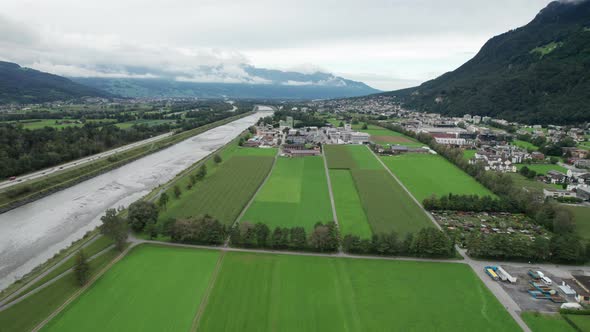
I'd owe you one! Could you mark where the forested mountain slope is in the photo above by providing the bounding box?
[384,0,590,124]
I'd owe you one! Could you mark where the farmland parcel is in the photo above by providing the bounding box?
[158,146,276,226]
[380,153,494,202]
[197,251,521,332]
[241,156,333,230]
[41,245,220,332]
[324,145,432,236]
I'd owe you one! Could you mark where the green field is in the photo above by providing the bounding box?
[381,153,495,202]
[516,163,567,175]
[159,147,276,226]
[328,170,372,238]
[522,312,575,332]
[325,145,432,235]
[241,156,333,230]
[565,205,590,240]
[41,245,220,332]
[566,315,590,331]
[360,128,424,146]
[198,251,520,332]
[513,140,539,151]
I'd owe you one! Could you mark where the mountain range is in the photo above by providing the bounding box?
[382,0,590,124]
[0,61,379,103]
[0,61,111,104]
[72,65,379,100]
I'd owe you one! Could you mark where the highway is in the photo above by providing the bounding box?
[0,132,174,191]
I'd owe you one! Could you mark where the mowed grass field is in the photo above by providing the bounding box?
[380,153,495,202]
[360,128,424,146]
[328,170,372,237]
[513,140,539,151]
[241,156,333,230]
[197,251,521,332]
[41,245,220,332]
[325,145,432,236]
[159,147,276,226]
[521,312,575,332]
[516,163,567,175]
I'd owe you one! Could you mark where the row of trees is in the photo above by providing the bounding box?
[230,222,340,252]
[343,228,454,258]
[422,194,519,213]
[466,232,588,264]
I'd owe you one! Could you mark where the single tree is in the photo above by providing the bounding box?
[158,192,169,210]
[74,250,89,286]
[100,208,128,251]
[127,201,158,232]
[173,185,182,198]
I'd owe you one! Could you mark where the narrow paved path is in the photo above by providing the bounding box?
[0,243,115,311]
[0,234,104,308]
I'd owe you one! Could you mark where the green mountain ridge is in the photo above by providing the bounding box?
[383,0,590,124]
[0,61,111,104]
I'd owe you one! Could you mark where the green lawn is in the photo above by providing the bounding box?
[159,147,276,226]
[198,251,521,332]
[41,245,220,332]
[0,248,120,332]
[565,205,590,240]
[522,312,575,332]
[516,163,567,175]
[359,128,424,146]
[381,154,494,202]
[566,315,590,331]
[513,140,539,151]
[241,156,333,230]
[328,170,372,238]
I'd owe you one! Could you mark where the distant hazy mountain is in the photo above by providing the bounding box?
[383,0,590,124]
[72,65,379,99]
[0,61,111,104]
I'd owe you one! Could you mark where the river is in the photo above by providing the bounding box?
[0,111,270,290]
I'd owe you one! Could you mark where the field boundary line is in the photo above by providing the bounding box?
[225,148,280,246]
[321,148,343,253]
[190,251,226,332]
[30,244,135,332]
[366,146,441,230]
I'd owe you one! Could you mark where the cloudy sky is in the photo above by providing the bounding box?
[0,0,553,90]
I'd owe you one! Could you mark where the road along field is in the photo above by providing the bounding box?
[324,145,432,236]
[240,156,333,231]
[380,153,495,203]
[40,245,220,332]
[158,146,276,226]
[197,251,521,332]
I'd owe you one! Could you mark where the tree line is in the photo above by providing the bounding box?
[343,228,454,258]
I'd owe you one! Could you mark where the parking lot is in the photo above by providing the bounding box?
[493,265,580,313]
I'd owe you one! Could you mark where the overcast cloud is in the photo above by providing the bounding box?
[0,0,552,90]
